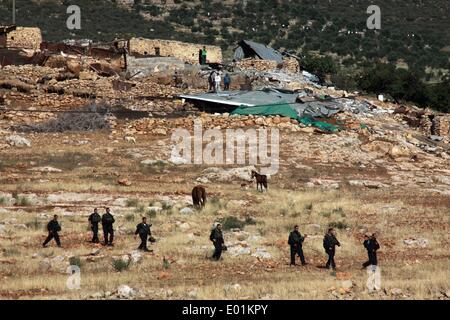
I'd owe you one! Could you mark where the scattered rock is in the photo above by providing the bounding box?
[390,288,403,296]
[251,247,272,259]
[28,166,63,173]
[117,285,136,299]
[130,250,142,264]
[179,207,195,215]
[118,178,132,186]
[0,224,6,235]
[403,238,428,247]
[6,135,31,147]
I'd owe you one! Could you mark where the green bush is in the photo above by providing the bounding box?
[125,214,135,222]
[69,256,83,268]
[0,197,7,205]
[328,221,350,230]
[126,198,139,207]
[112,258,131,272]
[3,248,20,257]
[16,196,32,207]
[220,216,245,230]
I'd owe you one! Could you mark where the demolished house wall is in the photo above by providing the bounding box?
[420,115,450,137]
[234,57,300,74]
[5,27,42,50]
[129,38,222,64]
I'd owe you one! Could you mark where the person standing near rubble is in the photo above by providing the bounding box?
[210,223,225,261]
[323,228,340,270]
[362,233,380,270]
[223,73,231,91]
[201,46,207,65]
[288,225,308,266]
[102,208,115,246]
[43,215,62,248]
[88,208,101,244]
[214,72,221,93]
[208,70,216,92]
[135,217,152,252]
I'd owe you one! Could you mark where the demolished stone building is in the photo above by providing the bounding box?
[129,38,222,64]
[0,26,42,50]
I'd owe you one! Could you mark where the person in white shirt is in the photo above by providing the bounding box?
[214,73,221,93]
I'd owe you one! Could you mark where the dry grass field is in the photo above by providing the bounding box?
[0,128,449,300]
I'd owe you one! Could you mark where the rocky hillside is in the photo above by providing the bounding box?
[0,0,449,74]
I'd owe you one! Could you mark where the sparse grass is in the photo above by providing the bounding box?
[3,247,20,257]
[126,198,139,207]
[15,196,32,207]
[328,221,350,230]
[25,218,42,230]
[134,204,146,214]
[0,196,7,205]
[0,129,448,300]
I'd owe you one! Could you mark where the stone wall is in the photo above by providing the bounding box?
[126,55,185,77]
[234,58,278,72]
[234,57,300,74]
[420,114,450,137]
[6,27,42,50]
[129,38,222,64]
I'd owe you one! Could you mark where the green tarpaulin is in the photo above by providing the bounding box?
[231,103,340,132]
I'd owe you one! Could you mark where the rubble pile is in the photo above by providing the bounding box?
[282,57,300,74]
[233,58,278,72]
[117,113,306,136]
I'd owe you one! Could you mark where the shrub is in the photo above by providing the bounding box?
[304,203,313,211]
[125,214,135,222]
[0,196,7,205]
[220,216,245,230]
[134,204,146,214]
[147,208,158,219]
[3,247,20,257]
[69,256,83,268]
[112,258,131,272]
[320,211,331,218]
[126,198,139,207]
[16,196,32,207]
[328,221,350,230]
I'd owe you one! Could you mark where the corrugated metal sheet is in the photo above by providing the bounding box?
[234,40,283,63]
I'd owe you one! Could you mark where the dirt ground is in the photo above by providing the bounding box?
[0,122,449,300]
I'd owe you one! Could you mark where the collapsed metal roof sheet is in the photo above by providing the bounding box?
[234,40,283,64]
[179,88,351,118]
[179,88,297,107]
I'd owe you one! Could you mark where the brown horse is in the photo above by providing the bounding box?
[251,170,268,192]
[192,185,207,209]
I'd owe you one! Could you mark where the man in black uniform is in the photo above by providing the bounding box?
[135,217,152,252]
[323,228,341,270]
[43,215,62,248]
[101,208,115,246]
[288,225,308,266]
[210,223,224,261]
[88,208,101,243]
[362,233,380,269]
